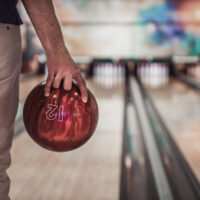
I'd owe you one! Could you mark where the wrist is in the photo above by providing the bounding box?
[45,45,67,58]
[45,47,75,66]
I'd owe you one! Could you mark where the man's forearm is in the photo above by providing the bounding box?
[22,0,68,58]
[22,0,88,102]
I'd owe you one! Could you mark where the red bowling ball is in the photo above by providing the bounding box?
[23,82,99,152]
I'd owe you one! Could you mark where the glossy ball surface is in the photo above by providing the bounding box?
[23,82,99,152]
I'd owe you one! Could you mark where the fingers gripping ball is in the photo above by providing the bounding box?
[23,82,99,152]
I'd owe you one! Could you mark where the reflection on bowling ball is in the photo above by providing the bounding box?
[23,82,99,152]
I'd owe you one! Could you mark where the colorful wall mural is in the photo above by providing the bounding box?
[139,0,200,55]
[18,0,200,58]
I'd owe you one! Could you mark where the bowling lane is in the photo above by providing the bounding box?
[142,78,200,181]
[8,77,125,200]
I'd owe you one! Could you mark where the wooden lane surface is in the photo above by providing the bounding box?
[144,79,200,182]
[8,78,124,200]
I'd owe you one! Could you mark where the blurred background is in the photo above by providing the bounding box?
[9,0,200,199]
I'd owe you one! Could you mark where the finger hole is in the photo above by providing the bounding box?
[44,73,55,96]
[63,76,72,90]
[75,77,88,102]
[53,74,62,88]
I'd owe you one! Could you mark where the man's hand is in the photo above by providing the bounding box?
[22,0,88,102]
[45,50,88,103]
